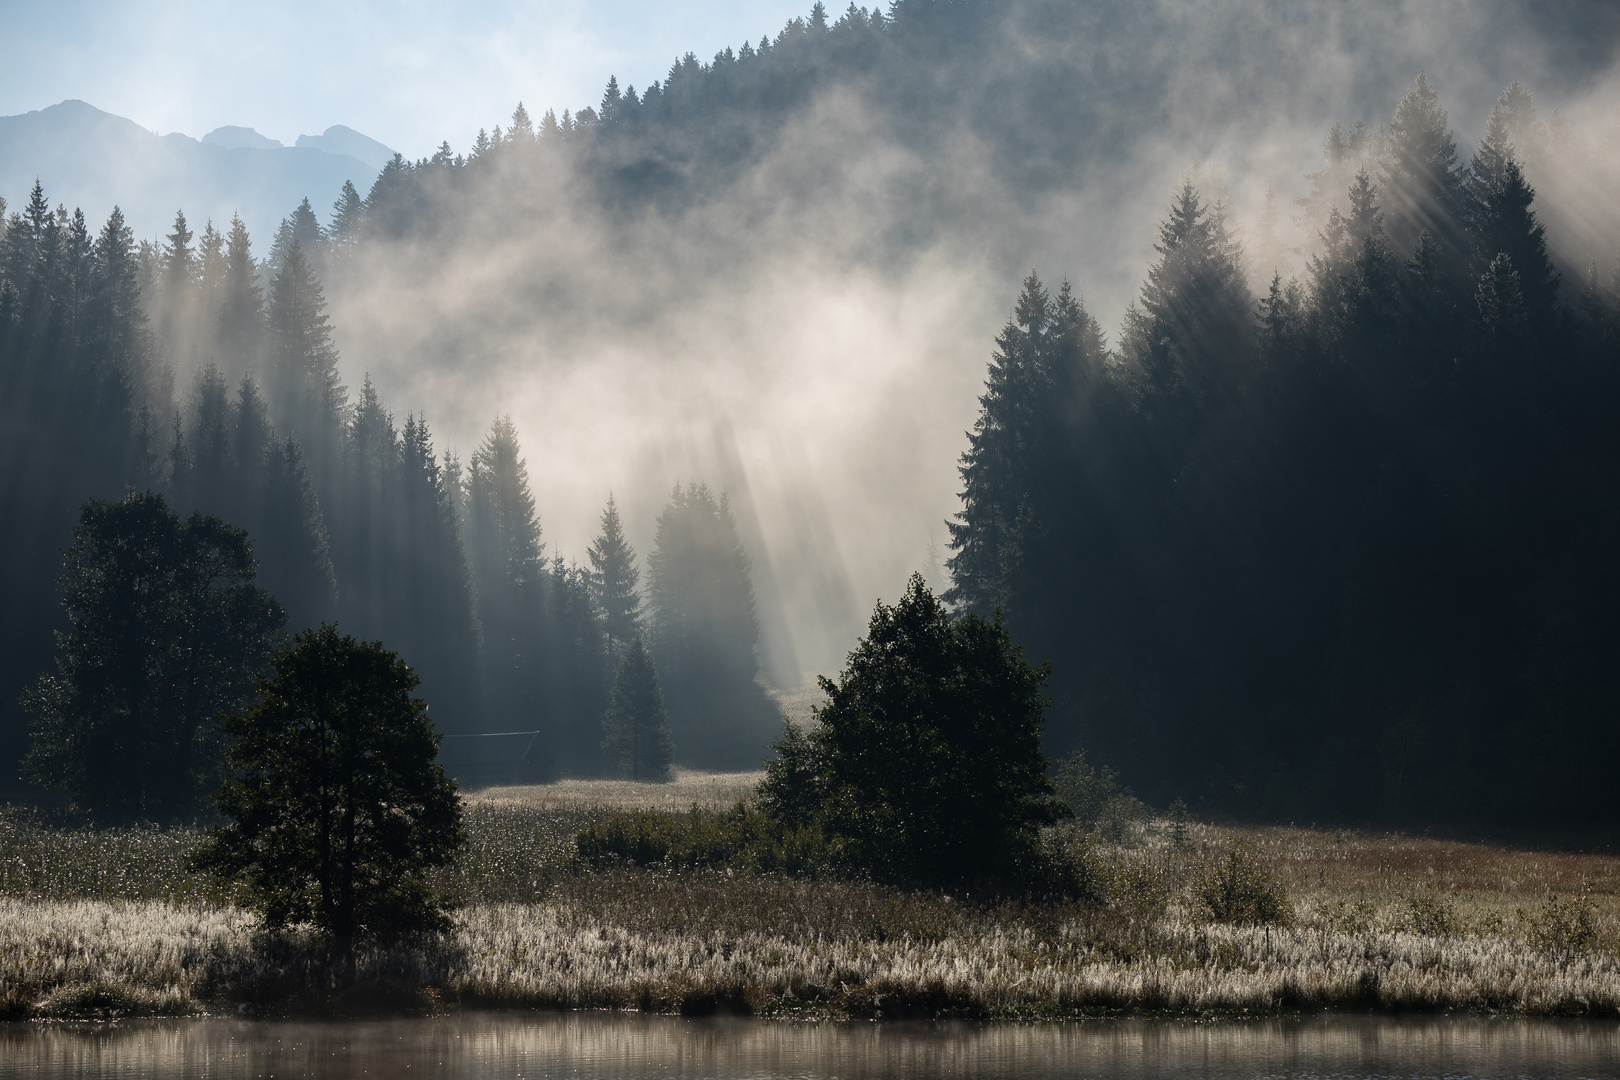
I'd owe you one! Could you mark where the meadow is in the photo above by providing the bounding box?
[2,770,1618,1020]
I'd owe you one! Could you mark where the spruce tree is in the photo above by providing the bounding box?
[328,180,365,251]
[258,434,338,626]
[266,238,344,461]
[510,102,535,142]
[1309,171,1398,359]
[187,362,234,512]
[396,413,482,730]
[467,416,547,729]
[155,210,197,362]
[197,219,225,311]
[215,215,263,372]
[1380,73,1466,262]
[946,271,1049,616]
[88,206,145,383]
[542,554,610,770]
[1118,179,1251,423]
[161,210,196,297]
[601,637,673,781]
[649,482,778,768]
[1469,156,1559,324]
[268,197,325,280]
[587,493,642,655]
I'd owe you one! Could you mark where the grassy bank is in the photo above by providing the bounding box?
[3,772,1618,1020]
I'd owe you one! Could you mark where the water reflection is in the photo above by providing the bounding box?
[2,1013,1617,1079]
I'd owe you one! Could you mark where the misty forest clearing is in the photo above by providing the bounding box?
[4,0,1620,1031]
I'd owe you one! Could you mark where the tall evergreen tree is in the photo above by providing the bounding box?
[467,416,547,733]
[161,210,196,297]
[266,238,344,463]
[588,494,642,655]
[649,482,779,768]
[215,215,263,374]
[1380,72,1467,262]
[187,362,235,513]
[328,180,365,252]
[601,637,672,781]
[1469,156,1559,324]
[946,271,1049,617]
[268,197,326,280]
[1118,179,1251,429]
[542,554,610,770]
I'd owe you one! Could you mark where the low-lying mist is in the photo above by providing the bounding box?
[306,0,1619,681]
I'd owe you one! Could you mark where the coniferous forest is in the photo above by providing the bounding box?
[3,0,1620,832]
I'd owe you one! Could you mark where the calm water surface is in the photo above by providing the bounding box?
[2,1014,1617,1079]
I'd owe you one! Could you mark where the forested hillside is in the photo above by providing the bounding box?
[949,78,1620,828]
[2,0,1618,827]
[0,185,778,784]
[305,0,1620,688]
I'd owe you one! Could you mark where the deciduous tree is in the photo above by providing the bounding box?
[193,625,463,950]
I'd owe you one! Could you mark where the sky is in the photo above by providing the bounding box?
[0,0,816,158]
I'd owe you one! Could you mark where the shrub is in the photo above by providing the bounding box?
[1167,799,1191,850]
[1533,894,1599,964]
[1405,891,1460,936]
[575,802,834,876]
[1196,842,1292,926]
[1051,750,1134,827]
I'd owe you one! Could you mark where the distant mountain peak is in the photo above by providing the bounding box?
[203,126,284,151]
[1,100,385,244]
[296,126,395,171]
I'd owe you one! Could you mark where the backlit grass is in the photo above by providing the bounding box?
[3,775,1618,1019]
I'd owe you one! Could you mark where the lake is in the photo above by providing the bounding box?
[2,1013,1617,1079]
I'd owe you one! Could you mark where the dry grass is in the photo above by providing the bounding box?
[1156,820,1620,941]
[4,779,1620,1020]
[471,768,765,813]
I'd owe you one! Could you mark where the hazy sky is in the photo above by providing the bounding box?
[0,0,813,158]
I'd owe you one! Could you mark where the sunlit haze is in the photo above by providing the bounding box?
[0,0,811,156]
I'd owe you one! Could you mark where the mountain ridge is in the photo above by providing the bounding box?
[0,100,392,244]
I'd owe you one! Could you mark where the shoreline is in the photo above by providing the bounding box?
[4,891,1617,1023]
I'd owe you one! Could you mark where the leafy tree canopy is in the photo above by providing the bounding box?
[760,574,1066,887]
[193,625,463,949]
[23,492,286,819]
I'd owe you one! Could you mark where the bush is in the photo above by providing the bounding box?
[1196,842,1292,926]
[575,802,833,876]
[1533,894,1599,964]
[1051,750,1137,829]
[1405,891,1460,936]
[1167,799,1191,850]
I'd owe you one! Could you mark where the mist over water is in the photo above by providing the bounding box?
[3,1013,1617,1079]
[310,0,1620,680]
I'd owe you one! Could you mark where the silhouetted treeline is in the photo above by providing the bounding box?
[948,78,1620,829]
[0,184,780,786]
